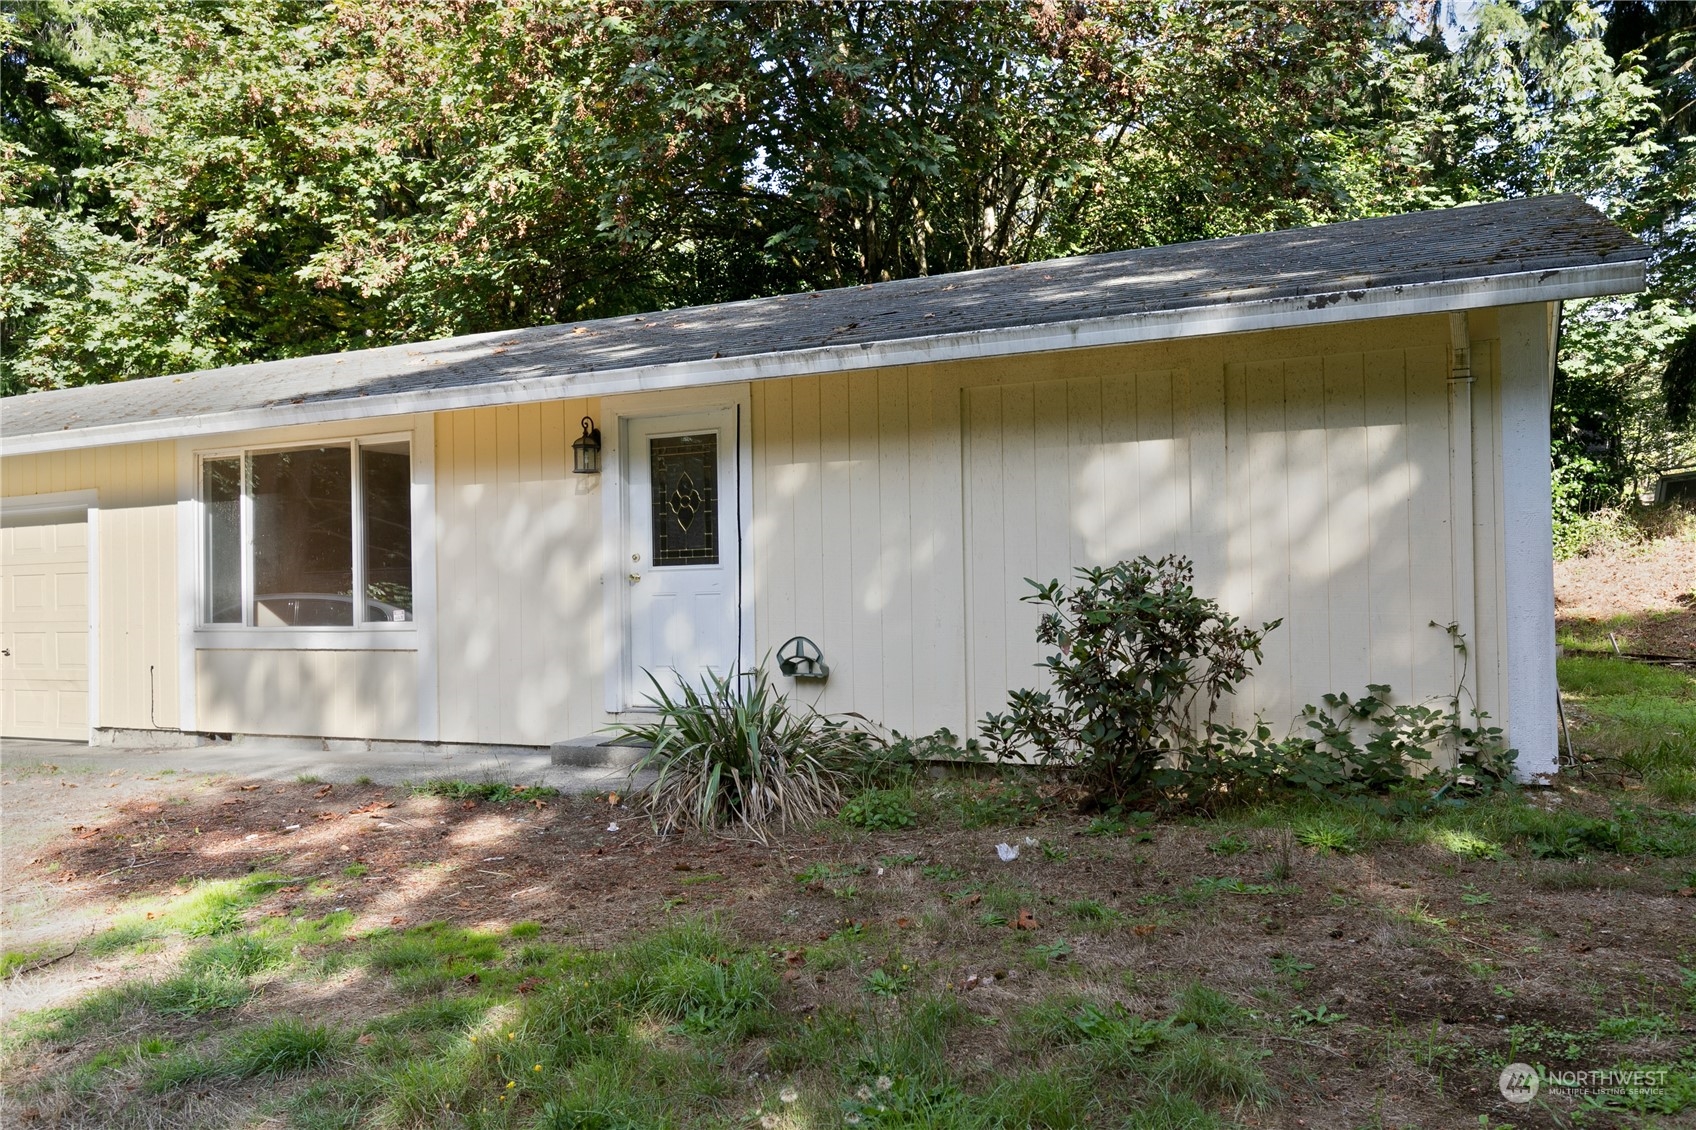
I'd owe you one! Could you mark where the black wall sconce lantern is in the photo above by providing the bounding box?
[572,416,602,474]
[777,636,829,681]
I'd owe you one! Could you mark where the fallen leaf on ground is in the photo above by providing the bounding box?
[1013,909,1038,930]
[239,785,260,792]
[313,784,333,799]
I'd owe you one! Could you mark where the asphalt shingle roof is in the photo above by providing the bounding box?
[0,195,1646,451]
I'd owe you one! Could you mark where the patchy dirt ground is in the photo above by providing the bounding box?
[1556,531,1696,657]
[4,766,1694,1129]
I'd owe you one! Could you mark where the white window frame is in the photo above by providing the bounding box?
[193,429,418,647]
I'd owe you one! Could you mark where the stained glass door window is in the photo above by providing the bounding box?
[649,433,719,566]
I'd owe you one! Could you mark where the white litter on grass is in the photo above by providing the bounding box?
[284,824,301,831]
[996,843,1019,862]
[606,822,620,833]
[1022,836,1039,848]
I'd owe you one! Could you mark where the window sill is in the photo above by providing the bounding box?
[193,627,418,652]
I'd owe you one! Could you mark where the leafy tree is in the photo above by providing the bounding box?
[1,0,1691,506]
[1,1,1397,390]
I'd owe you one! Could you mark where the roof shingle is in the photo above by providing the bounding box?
[0,195,1645,450]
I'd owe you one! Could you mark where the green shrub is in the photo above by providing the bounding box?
[847,726,984,789]
[978,555,1278,805]
[1185,680,1515,813]
[615,664,867,839]
[840,787,917,830]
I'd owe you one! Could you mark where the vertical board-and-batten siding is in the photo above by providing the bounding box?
[0,443,179,731]
[752,315,1502,745]
[431,400,605,746]
[751,367,970,736]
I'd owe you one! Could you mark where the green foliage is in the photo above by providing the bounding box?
[951,777,1044,829]
[1554,496,1695,560]
[616,664,869,840]
[794,861,867,887]
[408,780,559,803]
[987,561,1510,811]
[145,970,254,1018]
[1557,654,1695,801]
[1065,899,1121,925]
[1180,625,1516,812]
[1293,815,1360,854]
[0,947,50,977]
[840,787,918,831]
[186,935,284,979]
[224,1019,343,1078]
[980,555,1278,804]
[1205,832,1251,857]
[87,873,293,955]
[863,967,910,998]
[849,727,985,791]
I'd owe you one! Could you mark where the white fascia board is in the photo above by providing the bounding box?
[1,259,1643,456]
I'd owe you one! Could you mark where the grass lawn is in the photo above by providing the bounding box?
[2,659,1693,1130]
[1558,654,1696,804]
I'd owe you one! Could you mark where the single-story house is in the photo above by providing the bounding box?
[0,195,1645,778]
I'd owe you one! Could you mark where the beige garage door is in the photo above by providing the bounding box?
[1,516,90,740]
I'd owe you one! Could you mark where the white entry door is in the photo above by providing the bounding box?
[622,409,742,708]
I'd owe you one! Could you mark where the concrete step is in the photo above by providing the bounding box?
[550,735,652,770]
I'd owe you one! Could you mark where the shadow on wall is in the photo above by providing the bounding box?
[757,347,1468,743]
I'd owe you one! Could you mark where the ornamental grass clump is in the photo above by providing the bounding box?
[615,665,864,841]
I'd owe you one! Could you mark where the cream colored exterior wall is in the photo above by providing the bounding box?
[1,310,1523,752]
[195,649,416,739]
[432,399,607,746]
[1,443,180,732]
[750,313,1512,745]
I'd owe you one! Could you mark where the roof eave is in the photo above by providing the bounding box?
[0,258,1644,457]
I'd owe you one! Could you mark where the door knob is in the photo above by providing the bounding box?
[628,572,642,583]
